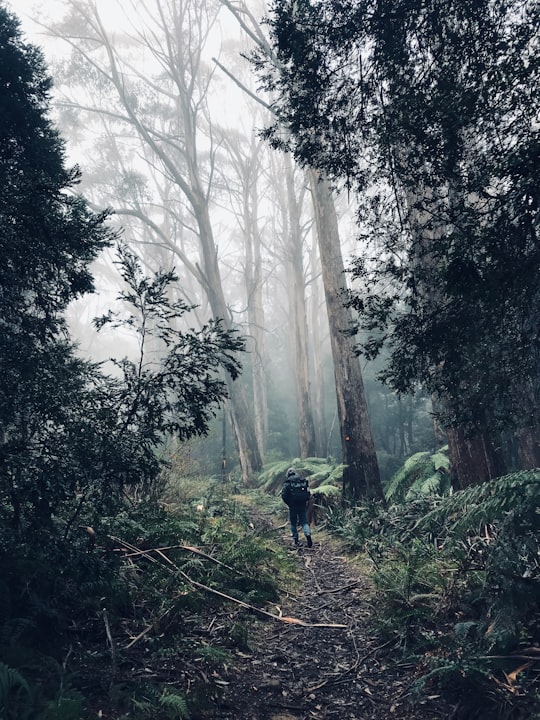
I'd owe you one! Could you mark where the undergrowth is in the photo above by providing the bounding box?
[0,477,296,719]
[326,469,540,719]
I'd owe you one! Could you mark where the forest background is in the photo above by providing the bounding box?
[1,0,539,718]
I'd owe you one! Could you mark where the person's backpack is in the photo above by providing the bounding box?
[287,476,309,505]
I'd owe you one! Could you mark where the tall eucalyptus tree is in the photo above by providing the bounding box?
[221,0,383,497]
[259,0,540,486]
[218,122,269,455]
[47,0,262,479]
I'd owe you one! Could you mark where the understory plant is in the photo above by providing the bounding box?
[0,482,296,718]
[328,469,540,718]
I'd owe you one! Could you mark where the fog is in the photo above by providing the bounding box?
[9,0,436,481]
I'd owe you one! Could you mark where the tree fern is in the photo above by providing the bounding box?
[417,469,540,537]
[385,448,450,503]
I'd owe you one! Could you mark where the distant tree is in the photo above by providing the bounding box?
[221,0,383,498]
[257,0,540,486]
[218,122,270,456]
[274,151,318,458]
[48,0,262,481]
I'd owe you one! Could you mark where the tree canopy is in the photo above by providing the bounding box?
[255,0,540,460]
[0,1,244,549]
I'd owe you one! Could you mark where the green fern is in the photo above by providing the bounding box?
[385,448,450,503]
[258,458,343,493]
[312,484,341,499]
[159,690,190,719]
[0,663,31,720]
[417,469,540,536]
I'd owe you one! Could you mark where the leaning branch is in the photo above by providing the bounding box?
[177,569,347,628]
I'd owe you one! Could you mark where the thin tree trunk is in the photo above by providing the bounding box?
[242,163,268,457]
[309,227,326,456]
[309,169,383,500]
[284,154,317,458]
[194,199,262,480]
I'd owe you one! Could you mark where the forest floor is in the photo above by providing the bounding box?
[213,520,454,720]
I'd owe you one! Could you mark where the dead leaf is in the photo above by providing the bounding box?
[504,662,532,686]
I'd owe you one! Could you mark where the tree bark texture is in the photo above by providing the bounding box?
[447,427,507,489]
[284,155,317,458]
[309,169,383,500]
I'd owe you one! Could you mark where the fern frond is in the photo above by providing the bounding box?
[306,470,331,487]
[312,484,341,499]
[385,452,431,502]
[431,451,450,472]
[417,469,540,536]
[327,464,345,484]
[0,663,30,715]
[159,690,190,719]
[386,448,451,503]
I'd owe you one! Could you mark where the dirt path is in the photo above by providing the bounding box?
[216,528,452,720]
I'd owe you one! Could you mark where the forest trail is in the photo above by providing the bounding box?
[216,526,452,720]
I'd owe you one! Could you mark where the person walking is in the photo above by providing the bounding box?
[281,467,313,547]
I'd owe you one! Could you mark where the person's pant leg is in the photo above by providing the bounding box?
[288,507,299,539]
[297,506,311,537]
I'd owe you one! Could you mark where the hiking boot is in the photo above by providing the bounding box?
[294,537,300,546]
[306,534,313,548]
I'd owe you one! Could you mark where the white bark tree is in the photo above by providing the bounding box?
[49,0,262,479]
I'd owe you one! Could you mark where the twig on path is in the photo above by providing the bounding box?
[111,535,347,638]
[102,609,117,675]
[305,558,324,593]
[317,581,361,595]
[124,605,176,650]
[306,634,399,693]
[111,537,241,574]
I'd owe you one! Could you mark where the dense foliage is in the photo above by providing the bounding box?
[0,7,251,716]
[255,0,540,450]
[326,470,540,718]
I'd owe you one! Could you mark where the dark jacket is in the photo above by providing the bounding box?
[281,472,310,508]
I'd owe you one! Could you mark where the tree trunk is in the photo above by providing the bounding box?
[193,198,262,480]
[516,427,540,469]
[447,427,506,489]
[309,226,326,456]
[242,158,268,458]
[309,169,383,500]
[513,383,540,469]
[284,154,317,458]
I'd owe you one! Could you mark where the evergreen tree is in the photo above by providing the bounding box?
[255,0,540,481]
[0,6,114,536]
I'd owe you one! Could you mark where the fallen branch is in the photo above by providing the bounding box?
[176,569,347,628]
[122,543,241,575]
[317,581,361,595]
[124,606,175,650]
[102,607,117,674]
[112,535,346,647]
